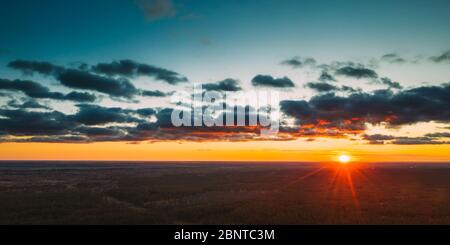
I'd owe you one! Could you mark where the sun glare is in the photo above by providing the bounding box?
[338,155,351,164]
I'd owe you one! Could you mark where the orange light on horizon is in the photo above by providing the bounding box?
[0,140,450,162]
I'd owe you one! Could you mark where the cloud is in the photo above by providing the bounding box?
[0,102,278,143]
[305,82,361,94]
[64,91,97,102]
[280,83,450,136]
[91,59,188,84]
[0,79,96,102]
[74,126,123,137]
[281,57,316,68]
[363,134,395,141]
[203,79,242,91]
[0,103,161,142]
[7,59,188,98]
[318,72,336,82]
[2,80,449,143]
[425,132,450,138]
[68,104,147,125]
[140,90,167,97]
[362,134,449,145]
[362,134,395,144]
[335,66,378,79]
[380,53,406,64]
[391,137,448,145]
[0,109,74,136]
[305,82,339,93]
[279,100,315,122]
[135,108,157,116]
[8,60,64,75]
[379,77,403,89]
[251,75,295,88]
[430,50,450,63]
[57,69,138,98]
[340,85,361,93]
[136,0,176,20]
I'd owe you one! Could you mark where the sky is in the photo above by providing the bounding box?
[0,0,450,162]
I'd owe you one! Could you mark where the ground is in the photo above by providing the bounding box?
[1,161,450,224]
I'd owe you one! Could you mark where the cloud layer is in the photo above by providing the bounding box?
[251,75,295,88]
[7,59,186,99]
[1,54,449,144]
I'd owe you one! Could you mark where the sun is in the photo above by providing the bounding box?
[338,155,351,164]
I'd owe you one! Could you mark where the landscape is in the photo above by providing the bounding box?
[1,0,450,227]
[2,161,450,225]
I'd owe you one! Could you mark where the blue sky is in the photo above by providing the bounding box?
[1,0,450,83]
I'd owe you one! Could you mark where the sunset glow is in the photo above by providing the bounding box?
[338,155,351,164]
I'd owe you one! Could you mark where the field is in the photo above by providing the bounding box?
[1,161,450,224]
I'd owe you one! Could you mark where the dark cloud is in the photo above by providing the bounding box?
[335,66,378,79]
[7,59,187,98]
[0,79,96,102]
[340,85,361,93]
[362,134,395,144]
[57,69,137,98]
[0,107,265,143]
[136,108,157,116]
[0,103,160,142]
[425,132,450,138]
[305,82,338,93]
[76,62,90,71]
[68,104,145,125]
[8,60,64,75]
[280,83,450,136]
[380,53,406,64]
[430,50,450,63]
[391,137,448,145]
[141,90,167,97]
[153,107,175,127]
[91,59,188,85]
[305,82,361,94]
[280,100,315,122]
[0,79,56,98]
[134,106,272,142]
[75,126,123,137]
[281,57,316,68]
[380,77,403,89]
[363,134,395,141]
[251,75,295,88]
[362,134,450,145]
[136,0,176,20]
[0,109,74,136]
[203,79,242,91]
[318,72,336,82]
[64,91,97,102]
